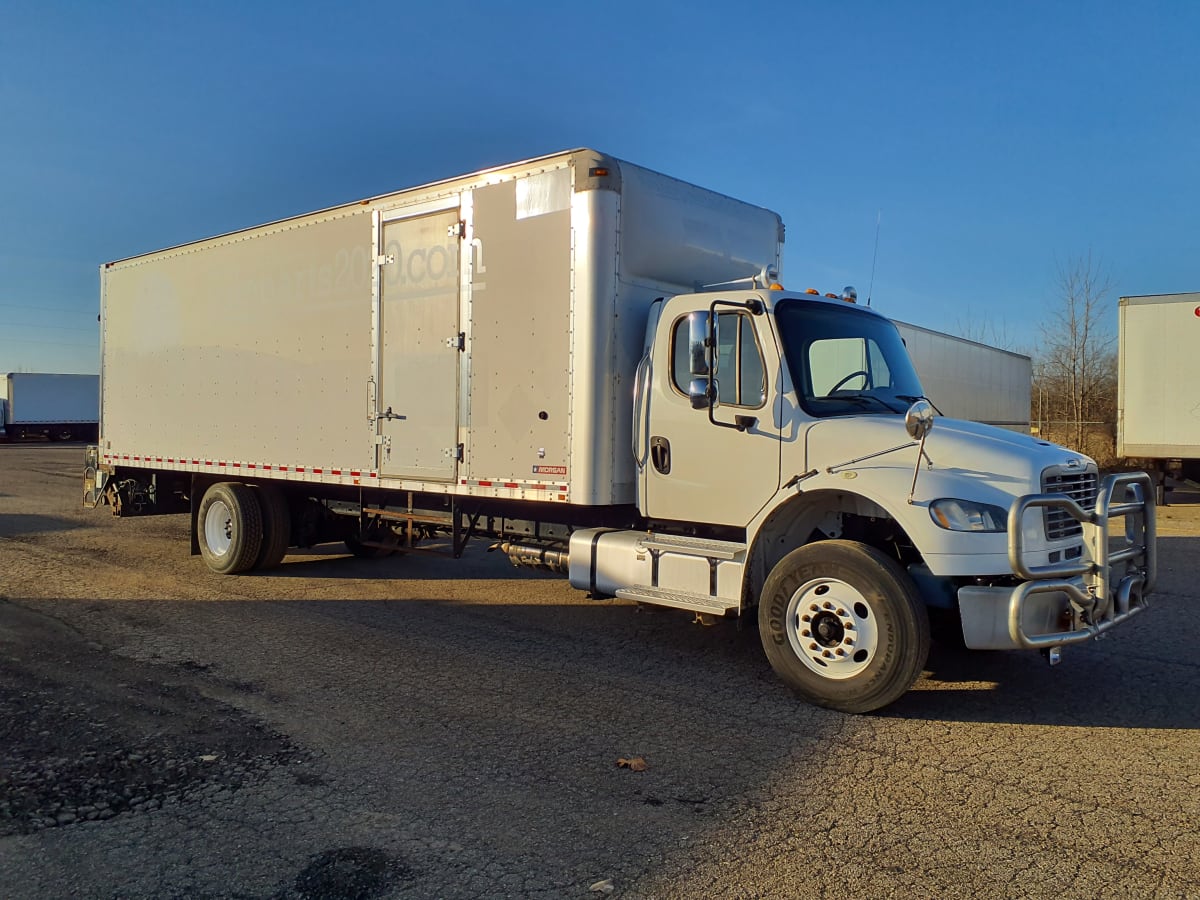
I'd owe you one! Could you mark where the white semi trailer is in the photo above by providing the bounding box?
[895,323,1032,432]
[1118,292,1200,501]
[2,373,99,442]
[85,149,1155,712]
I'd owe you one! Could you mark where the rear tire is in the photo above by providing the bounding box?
[198,482,263,575]
[759,540,930,713]
[252,485,291,570]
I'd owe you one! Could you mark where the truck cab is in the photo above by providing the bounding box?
[571,285,1157,712]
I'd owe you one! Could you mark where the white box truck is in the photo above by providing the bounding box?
[1118,292,1200,500]
[2,373,99,442]
[85,149,1155,712]
[895,323,1032,432]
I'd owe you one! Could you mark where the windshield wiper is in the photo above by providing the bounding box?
[895,394,944,415]
[832,394,903,413]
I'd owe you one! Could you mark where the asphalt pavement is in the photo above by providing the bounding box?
[1,445,1197,898]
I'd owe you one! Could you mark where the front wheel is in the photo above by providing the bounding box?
[759,540,930,713]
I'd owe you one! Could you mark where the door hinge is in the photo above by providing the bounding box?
[445,332,465,351]
[447,220,466,239]
[445,443,464,461]
[376,253,395,266]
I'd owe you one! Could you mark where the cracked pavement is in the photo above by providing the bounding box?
[1,446,1198,898]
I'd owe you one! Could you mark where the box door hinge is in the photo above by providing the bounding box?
[447,220,466,239]
[445,332,465,351]
[445,443,464,461]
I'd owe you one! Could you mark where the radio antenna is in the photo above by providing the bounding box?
[866,209,881,307]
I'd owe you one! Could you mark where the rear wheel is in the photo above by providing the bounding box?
[198,482,263,575]
[252,485,291,570]
[759,540,930,713]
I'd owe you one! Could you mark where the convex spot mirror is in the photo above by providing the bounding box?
[904,399,934,439]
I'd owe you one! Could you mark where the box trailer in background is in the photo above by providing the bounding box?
[895,323,1032,432]
[1118,292,1200,500]
[2,373,98,441]
[84,149,1156,713]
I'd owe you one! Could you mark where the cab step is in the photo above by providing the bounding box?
[638,534,745,559]
[615,585,740,615]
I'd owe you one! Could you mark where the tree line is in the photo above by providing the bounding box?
[958,252,1119,463]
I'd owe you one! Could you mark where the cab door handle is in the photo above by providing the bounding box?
[650,436,671,475]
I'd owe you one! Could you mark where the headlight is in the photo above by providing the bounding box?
[929,498,1008,532]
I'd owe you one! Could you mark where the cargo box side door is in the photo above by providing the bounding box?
[377,206,462,481]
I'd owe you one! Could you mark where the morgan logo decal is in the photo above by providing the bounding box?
[532,465,567,476]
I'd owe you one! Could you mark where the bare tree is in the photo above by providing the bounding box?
[952,314,1030,355]
[1035,252,1117,454]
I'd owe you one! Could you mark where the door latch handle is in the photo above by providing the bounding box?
[650,436,671,475]
[378,406,407,422]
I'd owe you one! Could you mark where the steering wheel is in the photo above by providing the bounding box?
[829,370,870,392]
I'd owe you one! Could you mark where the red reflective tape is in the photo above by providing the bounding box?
[351,471,361,477]
[534,485,547,490]
[232,463,241,468]
[248,463,256,469]
[167,458,174,463]
[331,469,341,475]
[191,459,199,465]
[504,482,518,489]
[478,481,492,487]
[313,468,322,474]
[279,466,289,472]
[155,457,163,463]
[264,465,273,470]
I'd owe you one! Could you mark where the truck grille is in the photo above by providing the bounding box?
[1041,467,1099,540]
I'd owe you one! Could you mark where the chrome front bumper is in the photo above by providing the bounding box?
[959,472,1156,651]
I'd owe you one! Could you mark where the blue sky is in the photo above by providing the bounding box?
[1,0,1197,373]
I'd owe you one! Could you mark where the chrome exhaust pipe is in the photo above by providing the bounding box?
[490,541,570,574]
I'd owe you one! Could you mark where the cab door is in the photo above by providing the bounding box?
[642,301,781,526]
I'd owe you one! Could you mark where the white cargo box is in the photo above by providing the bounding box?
[100,149,783,507]
[894,322,1031,431]
[5,373,99,425]
[1118,292,1200,458]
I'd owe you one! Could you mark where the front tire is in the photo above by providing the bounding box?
[198,482,263,575]
[759,540,930,713]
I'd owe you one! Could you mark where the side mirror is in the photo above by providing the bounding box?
[904,399,934,439]
[687,311,718,409]
[687,311,712,377]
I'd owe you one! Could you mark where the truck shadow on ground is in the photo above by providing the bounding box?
[255,544,560,582]
[891,639,1199,729]
[0,513,85,537]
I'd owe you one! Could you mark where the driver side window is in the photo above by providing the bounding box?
[670,311,766,408]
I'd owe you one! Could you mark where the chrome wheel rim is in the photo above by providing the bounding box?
[203,499,234,558]
[785,577,879,680]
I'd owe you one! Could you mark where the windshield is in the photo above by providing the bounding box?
[774,299,925,418]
